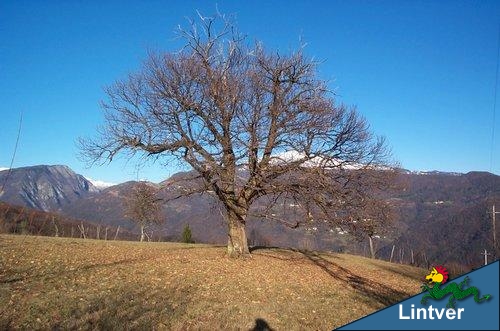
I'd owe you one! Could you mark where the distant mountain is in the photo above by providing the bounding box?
[60,168,500,268]
[0,165,97,211]
[84,177,116,190]
[59,179,231,243]
[1,164,499,270]
[60,181,141,230]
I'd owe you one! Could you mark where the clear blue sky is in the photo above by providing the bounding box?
[1,0,499,184]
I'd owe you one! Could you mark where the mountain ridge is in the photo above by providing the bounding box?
[1,164,499,269]
[0,165,97,211]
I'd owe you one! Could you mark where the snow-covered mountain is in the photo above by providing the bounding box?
[269,150,382,170]
[84,177,117,189]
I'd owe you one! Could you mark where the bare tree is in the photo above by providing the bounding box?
[79,13,394,257]
[349,196,396,259]
[78,222,87,239]
[124,181,163,242]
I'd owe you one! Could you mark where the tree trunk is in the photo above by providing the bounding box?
[368,236,375,259]
[140,225,145,242]
[227,210,250,258]
[52,217,59,237]
[78,222,86,239]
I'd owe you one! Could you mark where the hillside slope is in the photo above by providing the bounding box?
[60,169,500,268]
[0,234,424,330]
[0,201,137,241]
[392,171,500,268]
[2,165,499,269]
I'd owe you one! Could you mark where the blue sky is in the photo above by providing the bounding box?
[1,0,499,184]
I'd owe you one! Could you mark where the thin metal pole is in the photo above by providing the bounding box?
[494,205,496,251]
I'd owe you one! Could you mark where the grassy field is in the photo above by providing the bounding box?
[0,234,425,330]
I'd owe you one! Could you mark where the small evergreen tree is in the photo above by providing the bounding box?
[181,224,194,243]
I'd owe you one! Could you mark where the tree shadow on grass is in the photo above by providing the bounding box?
[299,251,413,308]
[253,247,413,308]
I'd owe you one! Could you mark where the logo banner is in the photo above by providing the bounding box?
[337,261,499,330]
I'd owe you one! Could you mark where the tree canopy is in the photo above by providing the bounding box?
[80,13,395,257]
[124,181,163,242]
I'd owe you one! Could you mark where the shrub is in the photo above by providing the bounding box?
[181,224,194,243]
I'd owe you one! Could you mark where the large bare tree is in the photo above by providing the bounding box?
[80,13,394,257]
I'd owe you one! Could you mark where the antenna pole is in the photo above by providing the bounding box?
[494,205,496,250]
[491,204,500,256]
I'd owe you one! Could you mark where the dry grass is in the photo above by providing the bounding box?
[0,234,424,330]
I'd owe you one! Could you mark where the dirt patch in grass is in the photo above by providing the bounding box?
[0,234,424,330]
